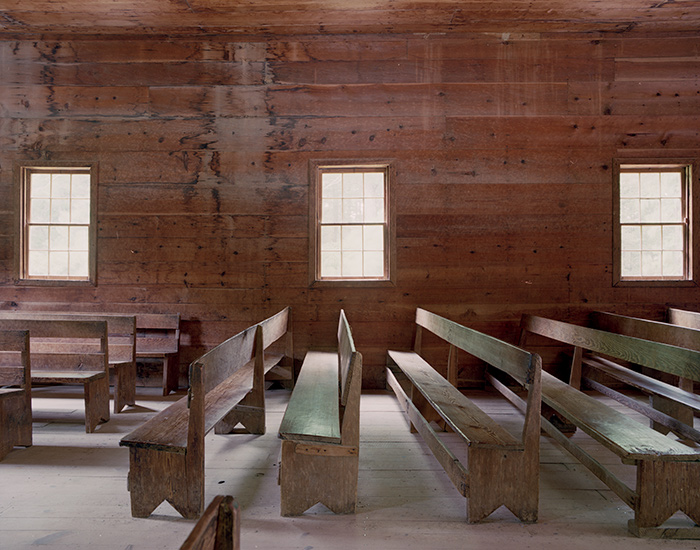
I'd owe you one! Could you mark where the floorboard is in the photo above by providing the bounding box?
[0,386,697,548]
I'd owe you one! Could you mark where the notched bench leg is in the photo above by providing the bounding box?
[630,460,700,538]
[114,362,137,414]
[162,354,180,397]
[215,390,265,435]
[127,447,204,519]
[467,448,539,524]
[279,440,359,516]
[84,377,111,433]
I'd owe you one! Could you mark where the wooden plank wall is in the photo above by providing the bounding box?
[0,32,698,388]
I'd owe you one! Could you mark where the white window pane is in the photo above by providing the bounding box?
[28,251,49,276]
[322,198,342,223]
[50,225,69,250]
[71,198,91,224]
[640,172,660,198]
[342,226,363,251]
[660,198,682,222]
[71,174,91,199]
[49,251,69,276]
[69,226,89,251]
[663,251,684,277]
[622,251,641,277]
[342,198,363,222]
[641,251,662,277]
[364,198,384,223]
[660,172,681,197]
[341,251,363,277]
[69,251,89,277]
[320,225,341,251]
[30,173,51,197]
[51,173,71,198]
[363,225,384,251]
[621,225,641,251]
[620,199,640,223]
[641,225,662,250]
[322,173,342,198]
[620,173,640,198]
[662,225,684,251]
[51,198,71,223]
[640,199,660,223]
[320,251,341,277]
[364,173,385,198]
[29,226,49,251]
[30,198,51,223]
[363,251,384,277]
[343,173,363,197]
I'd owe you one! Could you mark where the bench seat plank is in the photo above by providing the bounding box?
[33,371,105,383]
[0,388,24,397]
[542,371,700,462]
[279,350,340,444]
[122,353,284,453]
[388,350,521,449]
[583,356,700,412]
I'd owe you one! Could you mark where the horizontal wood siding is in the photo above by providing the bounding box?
[0,33,698,388]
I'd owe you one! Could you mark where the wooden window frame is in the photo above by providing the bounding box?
[15,162,98,286]
[613,159,698,287]
[309,159,396,287]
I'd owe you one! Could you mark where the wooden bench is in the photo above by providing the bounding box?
[0,318,110,433]
[519,314,700,538]
[133,313,181,396]
[0,311,136,414]
[180,495,240,550]
[120,307,292,519]
[668,307,700,330]
[0,330,32,461]
[589,311,700,442]
[278,310,362,516]
[385,308,542,524]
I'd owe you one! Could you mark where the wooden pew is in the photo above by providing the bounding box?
[385,308,542,524]
[668,307,700,331]
[133,313,181,396]
[180,495,240,550]
[120,307,292,519]
[0,311,136,414]
[0,330,32,461]
[519,314,700,538]
[278,310,362,516]
[589,311,700,441]
[0,318,109,433]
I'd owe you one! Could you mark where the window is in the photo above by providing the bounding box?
[614,161,697,285]
[18,164,97,284]
[311,162,394,284]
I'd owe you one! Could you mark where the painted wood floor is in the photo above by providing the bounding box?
[0,385,698,549]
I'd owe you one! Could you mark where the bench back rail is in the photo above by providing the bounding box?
[179,495,241,550]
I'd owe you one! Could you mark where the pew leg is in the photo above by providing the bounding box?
[467,447,539,524]
[114,361,137,414]
[84,376,110,433]
[215,388,265,435]
[127,446,204,519]
[630,460,700,538]
[162,353,180,396]
[650,395,694,437]
[279,440,359,516]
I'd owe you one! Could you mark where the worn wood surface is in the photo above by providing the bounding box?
[0,31,700,390]
[0,329,31,461]
[387,308,541,524]
[0,318,109,432]
[180,495,241,550]
[279,310,362,516]
[120,308,291,518]
[520,314,700,537]
[0,310,136,413]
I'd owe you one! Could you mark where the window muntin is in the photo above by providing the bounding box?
[616,164,691,283]
[20,166,96,283]
[314,164,391,282]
